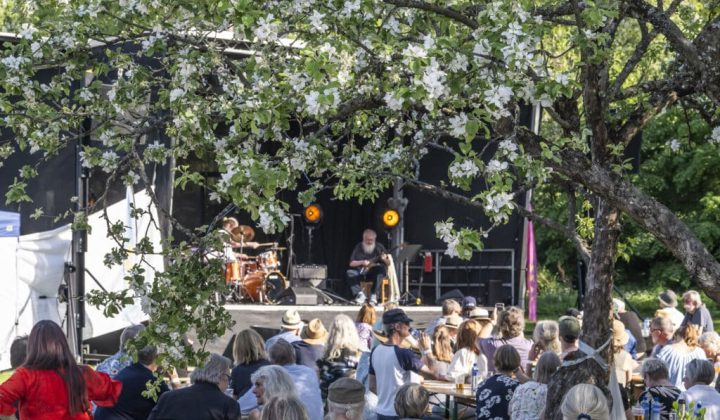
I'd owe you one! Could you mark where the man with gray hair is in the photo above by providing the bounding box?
[97,324,145,378]
[425,298,461,337]
[148,353,240,420]
[680,359,720,419]
[680,290,714,333]
[636,358,681,419]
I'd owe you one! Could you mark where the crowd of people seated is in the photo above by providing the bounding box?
[0,288,718,419]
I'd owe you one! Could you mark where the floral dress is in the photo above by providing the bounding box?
[475,373,519,420]
[509,381,547,420]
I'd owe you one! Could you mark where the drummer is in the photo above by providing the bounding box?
[221,217,260,261]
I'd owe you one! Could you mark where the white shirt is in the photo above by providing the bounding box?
[447,347,488,382]
[369,344,424,416]
[680,384,720,419]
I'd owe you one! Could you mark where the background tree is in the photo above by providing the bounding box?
[0,0,718,416]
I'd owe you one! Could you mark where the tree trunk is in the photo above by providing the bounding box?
[515,129,720,302]
[544,199,620,419]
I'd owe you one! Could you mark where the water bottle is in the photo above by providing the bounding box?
[650,399,661,420]
[471,363,479,391]
[677,398,686,418]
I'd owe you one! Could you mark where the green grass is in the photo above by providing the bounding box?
[0,370,13,383]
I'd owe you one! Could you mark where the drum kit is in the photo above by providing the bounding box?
[224,225,288,303]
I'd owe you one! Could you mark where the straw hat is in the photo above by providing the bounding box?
[658,290,678,308]
[444,314,463,329]
[612,319,629,347]
[302,318,328,345]
[469,308,490,320]
[281,309,303,330]
[328,378,365,404]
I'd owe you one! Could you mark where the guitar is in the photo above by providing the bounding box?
[358,243,405,274]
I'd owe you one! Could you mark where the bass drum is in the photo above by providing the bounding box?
[240,271,288,302]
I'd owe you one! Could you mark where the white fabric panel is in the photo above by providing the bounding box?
[83,188,162,338]
[0,236,21,370]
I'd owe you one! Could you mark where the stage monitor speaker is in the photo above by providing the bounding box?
[435,288,464,306]
[274,286,318,305]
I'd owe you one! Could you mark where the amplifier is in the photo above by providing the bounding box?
[292,264,327,280]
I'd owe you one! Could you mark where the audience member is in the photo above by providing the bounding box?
[318,314,361,400]
[447,319,489,384]
[369,308,435,419]
[246,365,296,420]
[479,307,533,373]
[612,319,638,387]
[96,324,145,378]
[468,308,491,323]
[268,339,323,420]
[355,303,377,351]
[560,384,609,420]
[230,329,270,398]
[680,291,714,333]
[148,353,239,420]
[475,345,521,419]
[565,308,583,321]
[528,320,561,362]
[293,318,328,369]
[0,320,122,419]
[95,344,169,420]
[430,326,454,380]
[699,331,720,371]
[656,324,706,390]
[460,297,476,319]
[656,290,684,331]
[443,314,462,342]
[510,351,560,420]
[394,383,430,420]
[259,395,308,420]
[613,298,646,356]
[634,358,681,419]
[558,316,581,360]
[426,299,461,337]
[649,316,674,357]
[9,336,27,369]
[265,310,304,349]
[326,378,365,420]
[680,359,720,419]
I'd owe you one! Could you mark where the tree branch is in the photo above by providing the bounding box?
[383,0,478,29]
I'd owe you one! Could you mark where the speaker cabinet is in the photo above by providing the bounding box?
[274,286,318,305]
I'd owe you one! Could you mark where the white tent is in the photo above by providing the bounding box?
[0,188,163,370]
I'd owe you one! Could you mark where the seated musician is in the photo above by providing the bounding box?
[346,229,389,305]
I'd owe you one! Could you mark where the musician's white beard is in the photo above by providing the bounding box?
[362,243,375,255]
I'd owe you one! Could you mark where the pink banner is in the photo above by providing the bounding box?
[526,205,538,321]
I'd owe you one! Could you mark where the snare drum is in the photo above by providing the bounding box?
[258,251,280,270]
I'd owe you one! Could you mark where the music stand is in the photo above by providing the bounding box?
[395,244,423,304]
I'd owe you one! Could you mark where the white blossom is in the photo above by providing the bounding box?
[2,56,28,71]
[419,58,448,100]
[384,92,404,111]
[473,40,491,62]
[555,74,570,86]
[254,14,279,42]
[78,89,94,102]
[668,138,681,152]
[484,85,513,109]
[402,44,427,59]
[484,192,515,220]
[448,113,468,138]
[498,139,518,161]
[309,11,328,32]
[385,16,400,34]
[18,24,37,40]
[342,0,361,16]
[449,159,480,179]
[710,127,720,144]
[448,54,469,72]
[486,159,508,173]
[169,88,185,102]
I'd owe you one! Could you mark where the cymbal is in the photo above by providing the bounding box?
[271,246,287,251]
[231,225,255,242]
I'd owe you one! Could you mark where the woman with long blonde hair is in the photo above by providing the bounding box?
[318,314,362,399]
[431,326,454,380]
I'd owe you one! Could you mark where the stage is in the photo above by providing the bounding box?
[196,304,444,357]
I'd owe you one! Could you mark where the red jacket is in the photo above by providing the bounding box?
[0,366,122,419]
